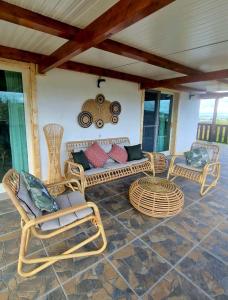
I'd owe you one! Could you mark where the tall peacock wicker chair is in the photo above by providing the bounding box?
[43,123,64,195]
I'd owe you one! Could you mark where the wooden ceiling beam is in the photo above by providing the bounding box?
[0,0,79,39]
[39,0,175,73]
[0,45,155,85]
[141,69,228,89]
[97,40,200,76]
[0,0,222,84]
[0,44,206,93]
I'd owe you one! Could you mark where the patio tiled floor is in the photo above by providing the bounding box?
[0,146,228,299]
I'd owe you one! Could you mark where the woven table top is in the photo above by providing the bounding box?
[137,177,179,194]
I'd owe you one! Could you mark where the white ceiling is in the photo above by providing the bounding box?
[1,0,228,91]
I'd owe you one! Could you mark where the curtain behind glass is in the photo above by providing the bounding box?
[7,95,28,172]
[5,70,23,93]
[4,70,28,172]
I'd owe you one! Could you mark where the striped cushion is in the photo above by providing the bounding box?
[84,142,109,168]
[108,144,128,163]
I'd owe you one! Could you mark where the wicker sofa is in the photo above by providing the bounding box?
[64,137,155,189]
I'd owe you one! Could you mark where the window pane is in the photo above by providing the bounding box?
[217,97,228,125]
[199,99,215,123]
[0,70,28,182]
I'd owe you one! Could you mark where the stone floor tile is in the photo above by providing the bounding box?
[40,287,67,300]
[176,246,228,298]
[179,183,202,200]
[117,208,163,236]
[183,196,195,208]
[97,217,135,257]
[105,178,133,194]
[165,212,211,243]
[46,231,104,284]
[99,193,132,216]
[0,211,21,236]
[0,249,60,299]
[200,229,228,263]
[0,230,43,269]
[185,202,225,227]
[202,194,228,216]
[63,259,137,299]
[110,239,171,296]
[0,199,15,215]
[142,225,194,265]
[218,220,228,235]
[143,269,211,300]
[85,184,117,202]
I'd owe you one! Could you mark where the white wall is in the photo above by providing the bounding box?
[175,93,200,153]
[36,69,142,179]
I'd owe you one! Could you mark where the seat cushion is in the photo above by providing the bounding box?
[103,161,130,170]
[41,191,93,231]
[176,162,203,172]
[108,144,128,163]
[84,142,109,168]
[127,157,149,166]
[84,167,107,176]
[21,171,59,213]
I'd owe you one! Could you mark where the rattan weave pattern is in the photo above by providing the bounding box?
[129,176,184,218]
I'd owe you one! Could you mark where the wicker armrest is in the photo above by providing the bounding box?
[202,161,220,174]
[142,151,154,163]
[24,201,99,229]
[170,155,184,164]
[46,178,83,192]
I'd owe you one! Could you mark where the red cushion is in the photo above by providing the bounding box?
[84,142,109,168]
[108,144,128,163]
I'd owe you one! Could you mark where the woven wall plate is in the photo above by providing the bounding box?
[95,119,104,128]
[110,101,121,115]
[95,94,105,104]
[78,111,93,128]
[111,115,118,124]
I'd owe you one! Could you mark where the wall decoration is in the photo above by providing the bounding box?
[110,101,121,115]
[43,123,65,195]
[78,111,93,128]
[95,93,105,104]
[111,115,118,124]
[78,94,122,128]
[96,119,104,128]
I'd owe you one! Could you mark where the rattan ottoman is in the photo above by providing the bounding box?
[129,176,184,217]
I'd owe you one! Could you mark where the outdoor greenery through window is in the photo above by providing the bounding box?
[0,69,28,182]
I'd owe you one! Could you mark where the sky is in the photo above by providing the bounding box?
[200,97,228,115]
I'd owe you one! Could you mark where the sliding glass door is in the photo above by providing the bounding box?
[142,91,160,152]
[142,91,173,153]
[0,69,28,182]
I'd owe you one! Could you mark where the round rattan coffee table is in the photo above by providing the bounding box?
[129,176,184,218]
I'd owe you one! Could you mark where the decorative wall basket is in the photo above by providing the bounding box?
[78,94,122,128]
[43,123,65,196]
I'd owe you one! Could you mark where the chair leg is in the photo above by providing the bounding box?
[17,214,107,278]
[200,166,220,196]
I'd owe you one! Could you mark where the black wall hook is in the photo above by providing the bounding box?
[97,78,106,88]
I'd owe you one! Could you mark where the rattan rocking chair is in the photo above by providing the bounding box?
[167,142,220,196]
[2,169,107,278]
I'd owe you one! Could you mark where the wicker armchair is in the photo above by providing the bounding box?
[167,142,220,196]
[2,169,107,278]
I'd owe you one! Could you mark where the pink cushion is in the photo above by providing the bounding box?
[108,144,128,163]
[84,142,109,168]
